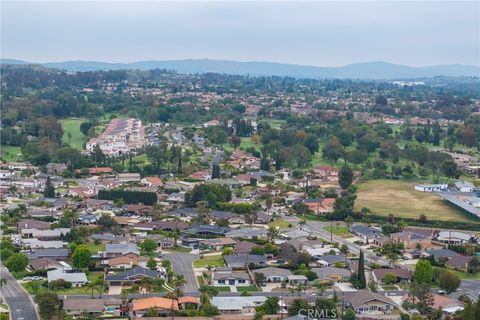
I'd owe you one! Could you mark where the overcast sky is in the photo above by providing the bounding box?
[1,1,479,67]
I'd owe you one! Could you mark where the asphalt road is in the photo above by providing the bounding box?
[0,264,39,320]
[163,252,198,292]
[290,217,391,266]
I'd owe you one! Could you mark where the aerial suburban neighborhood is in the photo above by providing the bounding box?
[2,1,480,320]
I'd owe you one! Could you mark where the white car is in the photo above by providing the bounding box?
[23,276,33,281]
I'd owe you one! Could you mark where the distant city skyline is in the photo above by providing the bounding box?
[1,1,479,67]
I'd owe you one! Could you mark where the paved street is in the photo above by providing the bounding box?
[289,217,390,266]
[0,264,39,320]
[163,252,198,292]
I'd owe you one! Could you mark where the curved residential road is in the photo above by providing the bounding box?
[163,253,199,293]
[1,264,39,320]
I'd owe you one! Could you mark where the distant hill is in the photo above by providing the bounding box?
[1,59,479,79]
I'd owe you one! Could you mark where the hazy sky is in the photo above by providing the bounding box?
[1,1,479,67]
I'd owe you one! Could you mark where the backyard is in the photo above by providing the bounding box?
[354,179,478,223]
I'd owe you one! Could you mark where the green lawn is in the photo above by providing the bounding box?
[60,118,88,150]
[268,220,291,229]
[1,146,21,162]
[22,281,93,295]
[236,285,258,292]
[433,267,480,280]
[354,179,479,223]
[240,137,260,151]
[82,243,106,254]
[323,226,350,236]
[193,255,225,268]
[214,286,231,292]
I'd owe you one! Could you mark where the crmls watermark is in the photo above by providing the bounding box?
[299,308,337,319]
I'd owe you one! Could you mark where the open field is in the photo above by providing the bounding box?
[354,179,479,223]
[1,146,21,162]
[60,118,88,150]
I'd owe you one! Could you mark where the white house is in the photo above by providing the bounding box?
[211,296,267,315]
[47,269,88,287]
[212,270,251,287]
[414,184,448,192]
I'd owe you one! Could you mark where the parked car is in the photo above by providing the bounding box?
[23,276,33,281]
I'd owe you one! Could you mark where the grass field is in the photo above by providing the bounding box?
[354,179,478,222]
[324,226,350,236]
[1,146,21,162]
[60,118,88,150]
[193,255,225,268]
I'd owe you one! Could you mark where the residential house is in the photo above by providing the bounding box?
[287,275,309,286]
[132,297,178,317]
[312,267,351,283]
[389,231,431,249]
[350,225,382,243]
[212,270,251,286]
[425,249,459,261]
[343,290,397,316]
[104,243,140,258]
[314,255,350,267]
[63,299,104,316]
[47,269,88,287]
[201,238,237,251]
[303,198,336,214]
[28,258,64,271]
[27,248,69,260]
[17,219,50,231]
[106,252,149,269]
[224,254,267,268]
[106,266,159,286]
[141,176,163,188]
[234,241,256,254]
[226,228,268,239]
[253,267,292,283]
[211,296,267,315]
[184,225,231,236]
[445,255,475,273]
[372,268,413,284]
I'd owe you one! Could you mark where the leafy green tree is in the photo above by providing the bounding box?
[142,239,158,253]
[383,272,398,284]
[345,308,357,320]
[37,292,61,320]
[323,136,344,162]
[5,253,28,273]
[288,298,309,316]
[147,258,158,270]
[467,257,480,275]
[414,259,433,284]
[257,296,279,315]
[72,245,92,269]
[339,166,354,190]
[438,270,460,293]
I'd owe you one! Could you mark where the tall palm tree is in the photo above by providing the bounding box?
[267,226,279,243]
[138,277,155,296]
[85,281,102,298]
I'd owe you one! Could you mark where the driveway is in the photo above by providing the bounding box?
[164,253,198,292]
[0,264,39,320]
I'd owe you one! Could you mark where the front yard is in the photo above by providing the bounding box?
[193,255,225,268]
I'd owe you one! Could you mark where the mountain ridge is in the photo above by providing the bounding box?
[2,58,479,79]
